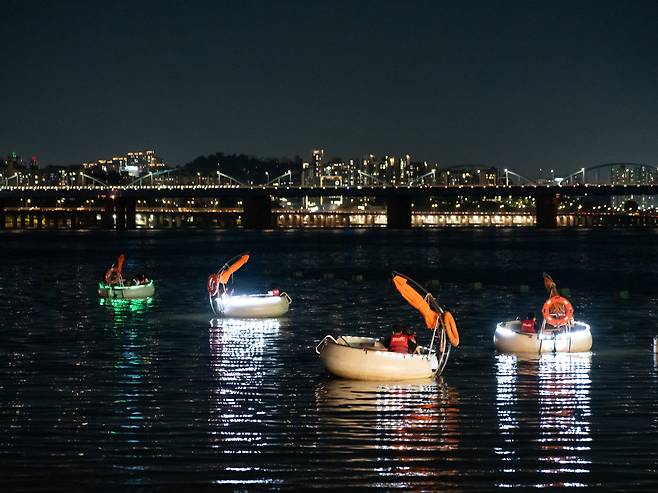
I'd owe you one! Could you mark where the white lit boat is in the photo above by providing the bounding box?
[98,280,155,300]
[315,272,458,381]
[494,320,592,354]
[208,252,291,318]
[211,292,291,318]
[494,273,592,354]
[315,336,439,381]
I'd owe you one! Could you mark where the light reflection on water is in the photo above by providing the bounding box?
[314,378,461,485]
[108,297,154,467]
[2,229,658,490]
[495,353,591,488]
[208,318,280,455]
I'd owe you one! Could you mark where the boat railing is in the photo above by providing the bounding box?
[539,318,582,353]
[436,342,451,375]
[426,309,452,373]
[280,292,292,305]
[315,334,338,354]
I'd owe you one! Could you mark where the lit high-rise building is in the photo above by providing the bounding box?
[312,148,324,185]
[611,164,657,209]
[82,149,167,178]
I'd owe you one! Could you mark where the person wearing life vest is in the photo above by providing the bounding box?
[382,324,411,354]
[521,312,536,334]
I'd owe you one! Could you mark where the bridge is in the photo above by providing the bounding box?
[1,182,657,229]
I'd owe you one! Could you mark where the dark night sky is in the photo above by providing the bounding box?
[1,0,657,175]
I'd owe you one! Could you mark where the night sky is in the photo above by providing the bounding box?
[2,0,657,175]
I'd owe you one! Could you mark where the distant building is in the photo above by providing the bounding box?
[311,148,324,185]
[127,150,167,175]
[1,151,23,175]
[610,164,657,186]
[303,151,443,188]
[1,152,42,185]
[82,149,167,179]
[439,166,498,186]
[610,164,658,209]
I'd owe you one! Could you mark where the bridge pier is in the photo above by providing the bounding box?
[242,194,274,229]
[386,195,412,229]
[535,193,559,228]
[125,198,137,229]
[0,201,5,230]
[105,197,137,230]
[115,200,126,229]
[101,199,115,228]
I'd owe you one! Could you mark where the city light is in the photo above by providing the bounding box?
[1,150,656,230]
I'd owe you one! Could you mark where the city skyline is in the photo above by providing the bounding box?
[3,145,657,179]
[2,1,658,174]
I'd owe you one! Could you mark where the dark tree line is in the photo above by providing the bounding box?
[181,152,303,184]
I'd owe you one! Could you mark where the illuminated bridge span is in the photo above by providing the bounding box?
[1,183,658,229]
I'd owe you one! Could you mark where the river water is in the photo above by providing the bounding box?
[1,229,657,491]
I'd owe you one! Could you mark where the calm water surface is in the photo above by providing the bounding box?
[1,229,658,491]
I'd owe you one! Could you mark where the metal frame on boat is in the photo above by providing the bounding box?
[315,271,457,381]
[494,273,592,354]
[98,254,155,300]
[208,252,292,318]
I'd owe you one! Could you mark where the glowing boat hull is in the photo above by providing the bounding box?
[316,336,439,381]
[98,281,155,300]
[211,293,291,318]
[494,320,592,354]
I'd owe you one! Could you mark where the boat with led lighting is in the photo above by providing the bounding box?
[494,320,592,353]
[315,272,458,381]
[208,252,291,318]
[494,273,592,354]
[98,280,155,300]
[98,254,155,300]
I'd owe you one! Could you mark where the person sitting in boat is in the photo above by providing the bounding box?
[382,325,413,354]
[405,327,421,354]
[381,324,401,350]
[521,312,536,334]
[136,273,149,285]
[267,283,280,296]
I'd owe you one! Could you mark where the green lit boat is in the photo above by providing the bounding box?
[98,280,155,300]
[98,254,155,300]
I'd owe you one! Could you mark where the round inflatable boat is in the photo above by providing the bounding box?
[494,320,592,354]
[98,254,154,300]
[98,280,155,300]
[315,335,439,381]
[211,292,291,318]
[494,273,592,354]
[208,252,291,318]
[315,272,458,381]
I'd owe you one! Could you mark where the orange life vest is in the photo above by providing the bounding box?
[389,333,410,353]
